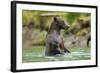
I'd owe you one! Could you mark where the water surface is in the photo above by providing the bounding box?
[22,46,91,63]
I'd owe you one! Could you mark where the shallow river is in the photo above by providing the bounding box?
[22,46,91,63]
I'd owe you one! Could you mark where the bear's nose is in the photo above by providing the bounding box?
[66,25,70,29]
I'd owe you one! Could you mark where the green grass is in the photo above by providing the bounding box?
[22,46,91,63]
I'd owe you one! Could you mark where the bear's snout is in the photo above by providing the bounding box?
[64,24,70,29]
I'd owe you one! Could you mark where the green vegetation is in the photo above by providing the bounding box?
[22,10,90,46]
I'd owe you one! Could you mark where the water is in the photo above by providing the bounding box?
[22,46,91,63]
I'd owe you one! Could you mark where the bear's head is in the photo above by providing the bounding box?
[54,16,70,29]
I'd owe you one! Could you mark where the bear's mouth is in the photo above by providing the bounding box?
[63,25,70,30]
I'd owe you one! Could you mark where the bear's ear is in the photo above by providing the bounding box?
[54,17,57,21]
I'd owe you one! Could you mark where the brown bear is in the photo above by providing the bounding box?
[45,16,70,56]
